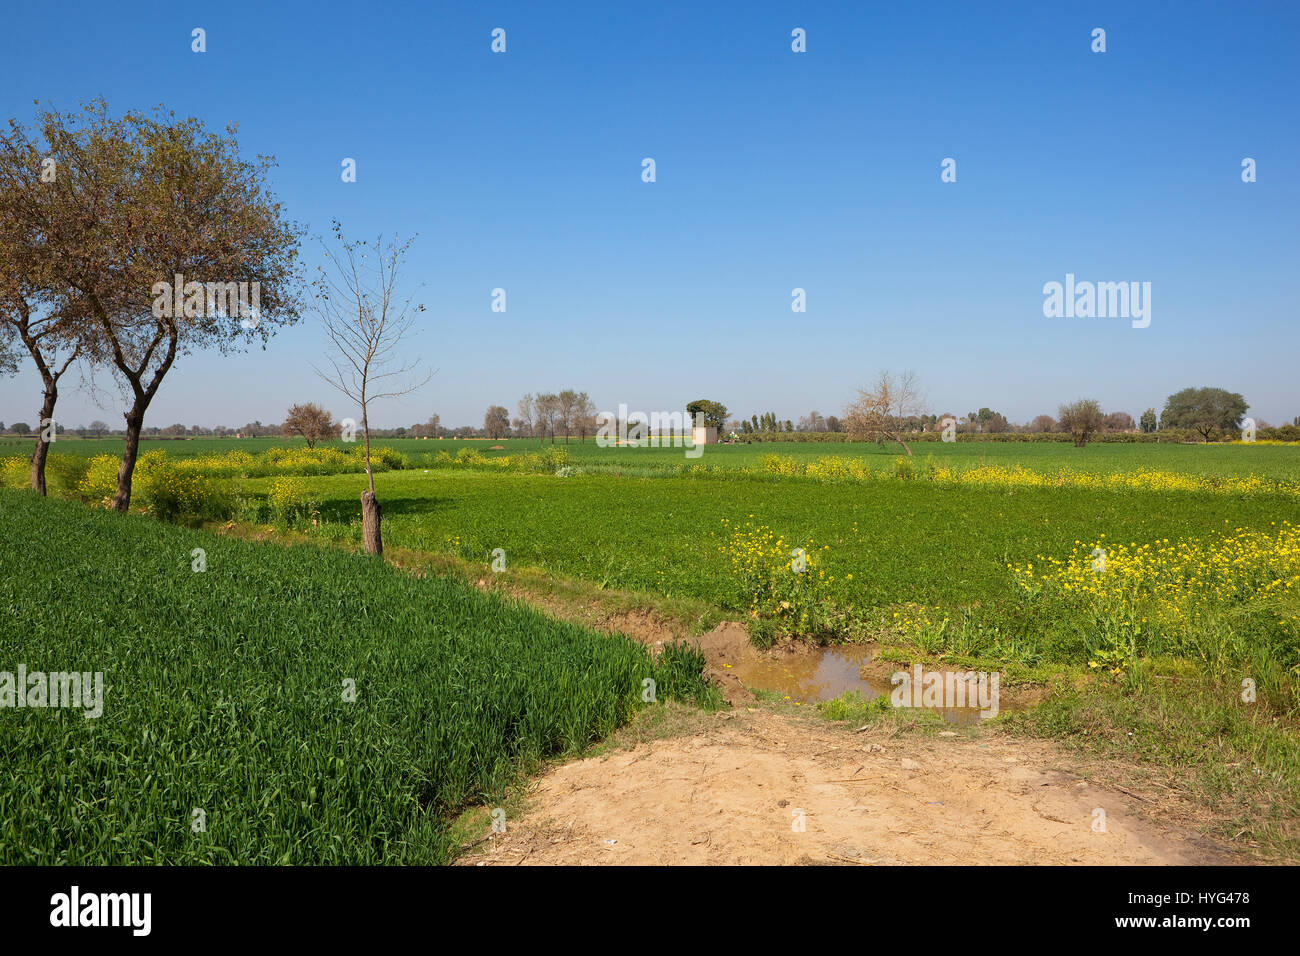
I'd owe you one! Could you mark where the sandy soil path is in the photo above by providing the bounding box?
[463,707,1240,866]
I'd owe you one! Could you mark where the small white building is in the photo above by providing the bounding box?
[691,425,719,447]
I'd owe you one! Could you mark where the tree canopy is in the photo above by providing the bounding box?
[685,399,728,432]
[1160,387,1248,442]
[2,99,304,508]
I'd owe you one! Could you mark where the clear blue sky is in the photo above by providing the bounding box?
[2,0,1297,429]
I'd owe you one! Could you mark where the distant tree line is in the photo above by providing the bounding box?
[8,384,1292,447]
[718,381,1287,447]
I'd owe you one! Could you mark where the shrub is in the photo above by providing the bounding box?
[720,519,834,641]
[0,456,29,489]
[541,445,571,470]
[44,454,90,495]
[136,452,227,520]
[369,446,409,470]
[267,475,313,524]
[76,454,121,505]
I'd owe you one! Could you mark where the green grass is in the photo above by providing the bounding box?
[1007,676,1300,859]
[0,490,718,864]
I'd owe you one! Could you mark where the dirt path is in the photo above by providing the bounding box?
[416,584,1244,865]
[463,707,1240,865]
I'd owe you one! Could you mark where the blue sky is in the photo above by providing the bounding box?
[2,0,1297,428]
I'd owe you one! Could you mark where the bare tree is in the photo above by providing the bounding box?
[313,223,429,555]
[516,394,536,438]
[535,392,560,442]
[411,414,441,438]
[556,388,580,444]
[1104,410,1135,433]
[282,402,338,448]
[843,370,925,455]
[797,410,827,433]
[575,392,598,442]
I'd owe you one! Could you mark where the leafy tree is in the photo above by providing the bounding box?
[1160,387,1248,443]
[483,404,509,439]
[1139,408,1157,433]
[0,111,100,493]
[11,100,303,510]
[10,421,30,434]
[0,330,17,376]
[963,407,1008,434]
[685,399,728,432]
[282,402,338,448]
[1058,398,1105,447]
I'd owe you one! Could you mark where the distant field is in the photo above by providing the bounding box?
[7,434,1298,669]
[284,467,1299,614]
[5,434,1299,480]
[6,436,1299,621]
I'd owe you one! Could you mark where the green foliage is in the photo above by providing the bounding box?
[0,455,28,488]
[365,445,409,470]
[719,521,835,641]
[685,399,728,432]
[1161,386,1250,441]
[817,689,891,722]
[269,441,1299,621]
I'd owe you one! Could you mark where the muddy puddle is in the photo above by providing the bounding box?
[732,644,1016,725]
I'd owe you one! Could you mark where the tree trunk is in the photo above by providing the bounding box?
[361,490,383,555]
[31,385,57,495]
[113,411,143,512]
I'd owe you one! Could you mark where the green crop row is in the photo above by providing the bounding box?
[5,437,1300,481]
[0,490,717,864]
